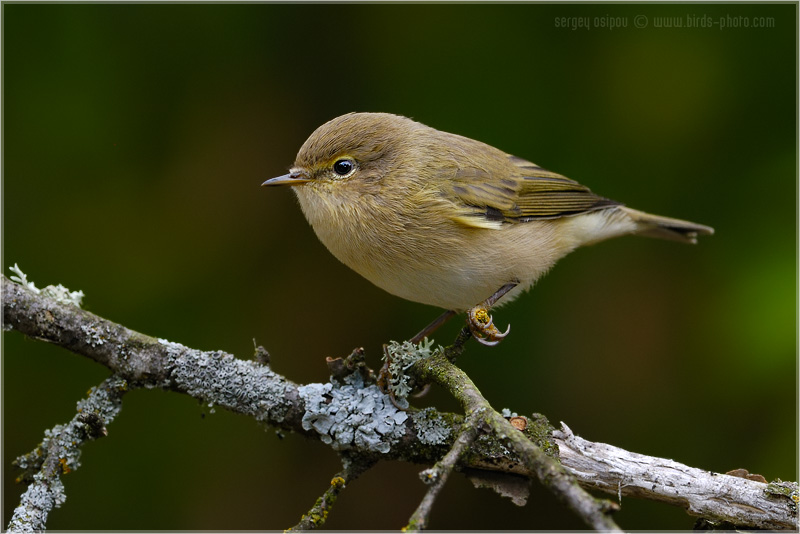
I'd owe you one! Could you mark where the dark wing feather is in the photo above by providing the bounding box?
[446,153,620,228]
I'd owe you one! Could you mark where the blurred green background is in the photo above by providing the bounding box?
[2,3,796,530]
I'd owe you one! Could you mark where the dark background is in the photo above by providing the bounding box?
[2,3,796,530]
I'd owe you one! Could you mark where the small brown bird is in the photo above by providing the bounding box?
[264,113,713,345]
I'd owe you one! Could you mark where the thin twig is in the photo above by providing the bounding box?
[405,411,487,532]
[412,350,622,532]
[285,457,375,531]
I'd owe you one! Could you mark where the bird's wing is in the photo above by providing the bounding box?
[445,154,621,229]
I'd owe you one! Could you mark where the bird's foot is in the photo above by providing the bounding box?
[467,306,510,346]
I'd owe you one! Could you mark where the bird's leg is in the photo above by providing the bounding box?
[467,281,518,346]
[410,309,457,344]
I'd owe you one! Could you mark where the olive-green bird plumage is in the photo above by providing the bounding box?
[265,112,713,313]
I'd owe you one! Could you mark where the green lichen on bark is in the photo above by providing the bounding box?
[765,479,799,515]
[521,413,559,460]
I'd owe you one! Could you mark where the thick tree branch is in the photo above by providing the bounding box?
[2,272,307,433]
[3,273,797,530]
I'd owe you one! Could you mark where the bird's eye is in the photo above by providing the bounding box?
[333,159,355,176]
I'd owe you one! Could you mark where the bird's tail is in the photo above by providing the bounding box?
[619,206,714,244]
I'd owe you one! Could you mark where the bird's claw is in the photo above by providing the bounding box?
[467,307,511,346]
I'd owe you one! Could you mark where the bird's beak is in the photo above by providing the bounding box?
[262,171,311,187]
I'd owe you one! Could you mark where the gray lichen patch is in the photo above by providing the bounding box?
[159,338,294,424]
[383,338,442,401]
[299,373,409,453]
[7,475,66,532]
[80,323,110,347]
[412,407,452,446]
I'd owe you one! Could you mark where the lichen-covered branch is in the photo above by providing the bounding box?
[8,376,128,532]
[2,272,310,434]
[3,272,797,531]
